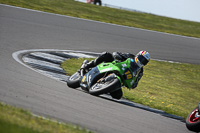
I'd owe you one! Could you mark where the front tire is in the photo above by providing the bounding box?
[66,72,81,88]
[186,106,200,132]
[89,74,121,96]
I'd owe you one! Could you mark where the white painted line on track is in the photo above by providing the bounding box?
[1,4,200,41]
[23,57,61,68]
[12,50,66,83]
[12,49,99,83]
[30,52,66,61]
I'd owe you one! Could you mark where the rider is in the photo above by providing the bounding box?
[81,50,150,99]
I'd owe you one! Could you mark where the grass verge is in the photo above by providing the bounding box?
[0,0,200,38]
[0,102,93,133]
[61,58,200,119]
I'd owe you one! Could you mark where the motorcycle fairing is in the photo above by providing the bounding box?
[80,67,101,91]
[80,58,138,90]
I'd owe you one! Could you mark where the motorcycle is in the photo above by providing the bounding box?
[66,58,140,99]
[186,102,200,132]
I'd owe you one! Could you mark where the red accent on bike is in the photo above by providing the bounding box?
[188,108,200,123]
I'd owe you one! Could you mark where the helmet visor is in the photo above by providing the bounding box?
[137,55,148,66]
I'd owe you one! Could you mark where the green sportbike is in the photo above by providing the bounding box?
[66,58,141,99]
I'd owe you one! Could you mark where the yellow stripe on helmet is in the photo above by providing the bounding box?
[135,57,138,63]
[141,51,146,55]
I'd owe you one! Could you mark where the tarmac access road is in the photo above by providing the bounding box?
[1,4,199,133]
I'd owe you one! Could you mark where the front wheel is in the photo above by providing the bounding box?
[186,106,200,132]
[89,74,121,96]
[66,72,81,88]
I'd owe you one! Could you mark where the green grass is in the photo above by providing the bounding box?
[1,0,200,38]
[61,58,200,119]
[1,0,200,128]
[0,102,93,133]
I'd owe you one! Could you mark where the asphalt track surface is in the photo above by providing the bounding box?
[0,4,199,133]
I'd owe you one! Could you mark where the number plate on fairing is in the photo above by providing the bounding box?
[123,69,133,80]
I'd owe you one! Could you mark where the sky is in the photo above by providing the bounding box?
[81,0,200,22]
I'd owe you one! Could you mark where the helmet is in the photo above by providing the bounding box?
[135,51,150,67]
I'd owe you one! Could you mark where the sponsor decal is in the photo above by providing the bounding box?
[82,76,86,82]
[122,64,127,67]
[88,75,92,85]
[130,79,134,85]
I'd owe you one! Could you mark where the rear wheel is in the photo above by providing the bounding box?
[186,106,200,132]
[89,74,121,96]
[110,89,123,99]
[66,72,81,88]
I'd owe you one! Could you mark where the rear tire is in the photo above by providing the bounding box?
[66,72,81,88]
[110,89,123,99]
[89,74,121,96]
[186,106,200,132]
